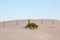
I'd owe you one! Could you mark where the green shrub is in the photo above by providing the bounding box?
[25,23,38,30]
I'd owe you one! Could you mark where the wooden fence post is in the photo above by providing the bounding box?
[16,20,18,25]
[28,19,30,24]
[52,20,54,25]
[41,20,42,24]
[3,21,5,27]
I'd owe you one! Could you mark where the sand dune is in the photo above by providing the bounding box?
[0,19,60,40]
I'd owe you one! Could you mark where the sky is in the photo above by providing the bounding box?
[0,0,60,22]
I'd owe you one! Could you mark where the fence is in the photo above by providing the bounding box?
[0,19,60,28]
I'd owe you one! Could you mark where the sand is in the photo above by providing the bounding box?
[0,19,60,40]
[0,27,60,40]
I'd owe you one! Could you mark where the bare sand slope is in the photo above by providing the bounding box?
[0,28,53,40]
[0,27,60,40]
[0,19,60,40]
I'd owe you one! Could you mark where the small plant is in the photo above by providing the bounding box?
[25,23,38,30]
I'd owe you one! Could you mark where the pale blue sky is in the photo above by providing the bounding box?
[0,0,60,22]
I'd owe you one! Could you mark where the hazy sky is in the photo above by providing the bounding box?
[0,0,60,22]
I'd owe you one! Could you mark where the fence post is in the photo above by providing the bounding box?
[28,19,30,24]
[3,21,5,28]
[41,20,42,24]
[16,20,18,25]
[52,20,54,25]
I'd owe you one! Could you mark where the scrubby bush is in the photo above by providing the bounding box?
[25,23,38,30]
